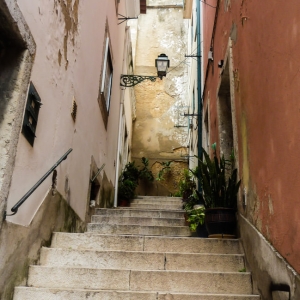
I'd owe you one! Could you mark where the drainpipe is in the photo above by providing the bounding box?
[197,0,203,200]
[113,98,124,208]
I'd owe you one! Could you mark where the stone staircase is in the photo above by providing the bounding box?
[13,196,260,299]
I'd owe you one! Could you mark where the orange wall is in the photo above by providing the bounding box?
[203,0,300,273]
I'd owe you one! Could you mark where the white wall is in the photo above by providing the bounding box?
[185,0,200,170]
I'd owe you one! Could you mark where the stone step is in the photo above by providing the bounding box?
[96,208,185,219]
[51,233,242,254]
[14,287,261,300]
[27,266,253,294]
[130,203,183,210]
[86,223,191,236]
[136,196,182,201]
[131,198,183,205]
[40,248,165,270]
[91,215,186,226]
[40,248,245,272]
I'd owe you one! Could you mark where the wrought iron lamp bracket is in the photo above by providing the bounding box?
[118,14,138,25]
[120,75,159,87]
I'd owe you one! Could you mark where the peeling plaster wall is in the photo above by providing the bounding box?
[0,0,136,296]
[3,0,133,225]
[132,1,189,195]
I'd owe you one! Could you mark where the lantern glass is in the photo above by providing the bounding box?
[155,54,169,78]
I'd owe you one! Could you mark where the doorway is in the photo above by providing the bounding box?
[217,60,233,159]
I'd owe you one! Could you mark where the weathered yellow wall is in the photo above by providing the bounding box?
[132,2,189,195]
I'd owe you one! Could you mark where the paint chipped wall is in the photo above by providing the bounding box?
[3,0,135,225]
[54,0,79,70]
[132,2,189,195]
[202,0,300,297]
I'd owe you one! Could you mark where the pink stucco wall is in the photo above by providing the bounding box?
[6,0,133,225]
[203,0,300,274]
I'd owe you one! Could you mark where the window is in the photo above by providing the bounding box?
[101,38,113,111]
[22,82,42,146]
[98,27,114,128]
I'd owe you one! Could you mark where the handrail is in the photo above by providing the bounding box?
[90,164,105,183]
[4,148,73,220]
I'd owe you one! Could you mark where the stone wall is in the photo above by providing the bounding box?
[132,2,189,195]
[0,190,85,300]
[239,214,300,300]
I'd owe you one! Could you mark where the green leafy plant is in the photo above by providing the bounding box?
[121,161,140,184]
[187,206,205,231]
[156,161,172,181]
[118,162,139,202]
[138,157,154,182]
[195,147,241,209]
[183,191,204,231]
[178,169,196,200]
[118,179,137,201]
[173,191,182,197]
[182,191,199,211]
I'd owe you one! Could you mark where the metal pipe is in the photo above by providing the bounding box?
[113,102,123,208]
[197,0,203,200]
[4,148,73,219]
[90,164,105,183]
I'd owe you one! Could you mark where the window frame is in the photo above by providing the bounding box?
[98,24,114,128]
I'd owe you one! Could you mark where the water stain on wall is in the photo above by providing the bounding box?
[55,0,79,69]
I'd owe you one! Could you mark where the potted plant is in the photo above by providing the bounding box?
[138,157,154,182]
[195,146,241,237]
[118,162,139,206]
[178,169,196,201]
[183,192,208,237]
[118,179,136,206]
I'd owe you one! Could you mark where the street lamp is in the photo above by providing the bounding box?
[120,53,170,87]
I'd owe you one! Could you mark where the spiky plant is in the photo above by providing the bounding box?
[195,147,241,209]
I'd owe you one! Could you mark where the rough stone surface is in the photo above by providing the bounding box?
[239,214,300,299]
[14,287,261,300]
[14,288,158,300]
[164,253,245,272]
[0,191,84,300]
[129,270,252,294]
[28,266,130,290]
[13,196,259,299]
[40,248,244,272]
[87,223,191,236]
[51,232,145,251]
[129,203,183,210]
[131,197,183,204]
[144,236,243,254]
[40,248,166,270]
[132,4,189,196]
[91,215,185,226]
[96,207,185,218]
